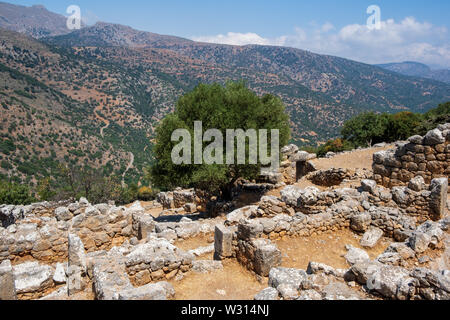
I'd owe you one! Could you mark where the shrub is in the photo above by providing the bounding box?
[0,180,35,205]
[137,186,154,201]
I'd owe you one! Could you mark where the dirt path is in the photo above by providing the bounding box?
[267,145,396,198]
[309,145,395,171]
[99,122,110,138]
[94,105,110,138]
[122,152,134,187]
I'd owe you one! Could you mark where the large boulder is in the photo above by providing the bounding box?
[350,213,372,232]
[281,144,299,157]
[177,221,202,239]
[350,260,384,285]
[409,221,444,253]
[268,267,307,289]
[280,186,304,208]
[290,151,316,162]
[360,228,384,248]
[92,259,133,300]
[125,239,193,271]
[408,176,426,192]
[252,239,282,277]
[259,169,283,184]
[366,265,417,300]
[411,268,450,300]
[226,206,258,225]
[423,129,445,145]
[237,220,264,240]
[55,207,73,221]
[137,215,155,240]
[361,180,377,194]
[277,283,299,300]
[13,262,54,294]
[345,245,370,266]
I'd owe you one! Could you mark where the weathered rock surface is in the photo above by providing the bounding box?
[360,228,384,248]
[254,287,279,300]
[13,261,54,294]
[345,245,370,265]
[214,224,234,259]
[269,267,307,289]
[118,282,175,300]
[0,260,16,300]
[226,206,258,225]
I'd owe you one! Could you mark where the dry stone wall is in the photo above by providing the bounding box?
[361,177,448,223]
[373,124,450,188]
[0,199,141,264]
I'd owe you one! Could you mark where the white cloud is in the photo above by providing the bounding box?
[193,32,286,46]
[191,18,450,68]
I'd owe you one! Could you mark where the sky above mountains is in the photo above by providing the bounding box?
[9,0,450,68]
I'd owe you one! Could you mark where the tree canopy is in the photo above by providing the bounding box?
[149,81,290,196]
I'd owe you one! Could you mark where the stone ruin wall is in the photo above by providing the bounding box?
[373,124,450,188]
[214,124,450,277]
[0,200,135,265]
[0,188,207,266]
[1,124,449,301]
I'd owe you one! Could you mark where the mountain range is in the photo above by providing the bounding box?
[0,2,449,187]
[376,61,450,84]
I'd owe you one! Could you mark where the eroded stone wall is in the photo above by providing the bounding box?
[373,124,450,188]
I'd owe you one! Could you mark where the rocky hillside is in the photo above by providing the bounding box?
[44,22,450,141]
[0,2,449,186]
[0,58,132,185]
[0,29,160,185]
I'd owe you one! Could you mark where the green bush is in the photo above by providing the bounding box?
[315,138,354,158]
[341,103,448,148]
[313,101,449,158]
[0,180,35,205]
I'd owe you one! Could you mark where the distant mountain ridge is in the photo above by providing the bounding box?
[45,21,192,48]
[45,21,450,113]
[376,61,450,84]
[0,2,73,38]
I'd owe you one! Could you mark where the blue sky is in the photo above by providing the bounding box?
[9,0,450,68]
